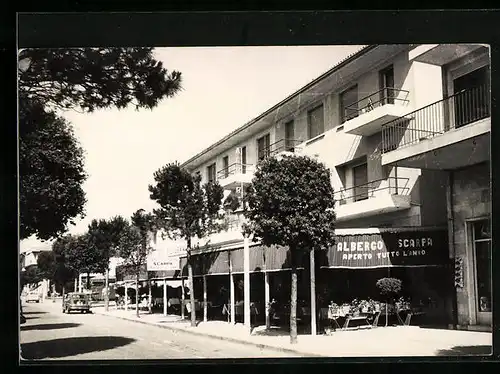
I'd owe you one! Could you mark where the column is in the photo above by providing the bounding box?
[265,271,270,329]
[310,249,317,336]
[243,237,251,332]
[229,252,235,324]
[163,279,168,316]
[203,275,208,322]
[74,278,77,292]
[181,278,185,319]
[125,283,129,311]
[78,274,83,293]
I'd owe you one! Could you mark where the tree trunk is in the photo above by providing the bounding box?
[62,285,66,308]
[86,272,90,290]
[188,258,196,327]
[135,273,140,318]
[104,267,110,312]
[290,251,298,344]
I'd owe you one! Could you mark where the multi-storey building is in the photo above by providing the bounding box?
[158,44,490,332]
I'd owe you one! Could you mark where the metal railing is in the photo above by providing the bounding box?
[216,163,255,180]
[258,138,303,161]
[381,85,490,153]
[333,177,410,205]
[343,87,410,123]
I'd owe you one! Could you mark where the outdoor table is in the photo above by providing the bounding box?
[342,313,373,330]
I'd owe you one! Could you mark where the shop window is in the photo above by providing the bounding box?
[473,219,492,313]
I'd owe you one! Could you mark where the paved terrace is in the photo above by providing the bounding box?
[51,300,493,358]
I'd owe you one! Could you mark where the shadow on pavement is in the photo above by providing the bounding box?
[21,336,136,360]
[21,323,81,332]
[435,345,492,356]
[23,311,48,315]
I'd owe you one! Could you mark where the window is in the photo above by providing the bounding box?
[307,105,324,140]
[222,156,229,178]
[340,85,358,123]
[379,65,395,105]
[352,162,368,201]
[207,163,216,183]
[473,219,491,313]
[257,134,271,161]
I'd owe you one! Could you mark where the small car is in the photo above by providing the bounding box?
[62,292,92,314]
[26,291,41,303]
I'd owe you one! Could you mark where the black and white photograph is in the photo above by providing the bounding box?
[18,35,492,360]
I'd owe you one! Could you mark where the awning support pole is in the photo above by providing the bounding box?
[229,252,235,325]
[163,279,168,316]
[203,275,208,322]
[125,282,128,311]
[181,278,185,320]
[243,236,251,333]
[148,279,152,314]
[265,271,270,329]
[310,249,317,336]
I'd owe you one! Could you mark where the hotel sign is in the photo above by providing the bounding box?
[327,229,449,268]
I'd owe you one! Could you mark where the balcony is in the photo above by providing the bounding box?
[196,214,246,248]
[217,163,255,190]
[333,177,411,221]
[343,88,410,136]
[381,85,490,170]
[409,44,485,66]
[258,138,303,161]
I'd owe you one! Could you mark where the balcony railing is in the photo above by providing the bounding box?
[217,163,254,180]
[333,177,410,205]
[381,85,490,153]
[343,87,410,123]
[258,138,303,161]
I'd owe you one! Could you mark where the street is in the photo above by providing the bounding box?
[20,301,299,360]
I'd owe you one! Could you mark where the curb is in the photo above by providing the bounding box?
[93,310,325,357]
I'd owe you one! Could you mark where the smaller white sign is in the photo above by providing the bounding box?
[147,258,180,271]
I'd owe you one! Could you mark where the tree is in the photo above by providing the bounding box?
[376,277,403,327]
[243,155,336,344]
[20,264,43,289]
[117,211,155,318]
[148,163,224,327]
[19,99,87,241]
[37,238,79,300]
[19,47,183,241]
[86,216,129,311]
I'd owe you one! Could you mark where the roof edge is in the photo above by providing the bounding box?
[180,44,376,169]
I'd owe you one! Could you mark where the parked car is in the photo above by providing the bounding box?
[26,291,41,303]
[62,292,92,314]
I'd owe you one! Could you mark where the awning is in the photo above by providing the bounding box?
[322,228,449,268]
[148,270,180,280]
[115,263,148,282]
[230,245,265,273]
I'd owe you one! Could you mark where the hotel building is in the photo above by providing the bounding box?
[153,44,490,332]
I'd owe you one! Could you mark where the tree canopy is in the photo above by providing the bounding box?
[244,155,336,252]
[19,99,87,241]
[19,47,183,241]
[148,163,224,247]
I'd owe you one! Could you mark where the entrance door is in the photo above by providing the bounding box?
[379,65,395,105]
[352,162,369,201]
[285,120,295,152]
[453,66,489,129]
[472,219,492,326]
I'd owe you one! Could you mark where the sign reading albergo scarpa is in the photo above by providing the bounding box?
[326,228,448,268]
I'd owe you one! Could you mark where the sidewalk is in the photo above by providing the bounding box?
[91,306,492,357]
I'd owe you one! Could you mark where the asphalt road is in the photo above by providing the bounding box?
[20,301,299,361]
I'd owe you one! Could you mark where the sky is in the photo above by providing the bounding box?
[20,45,364,252]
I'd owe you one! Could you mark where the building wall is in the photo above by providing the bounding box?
[451,162,491,327]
